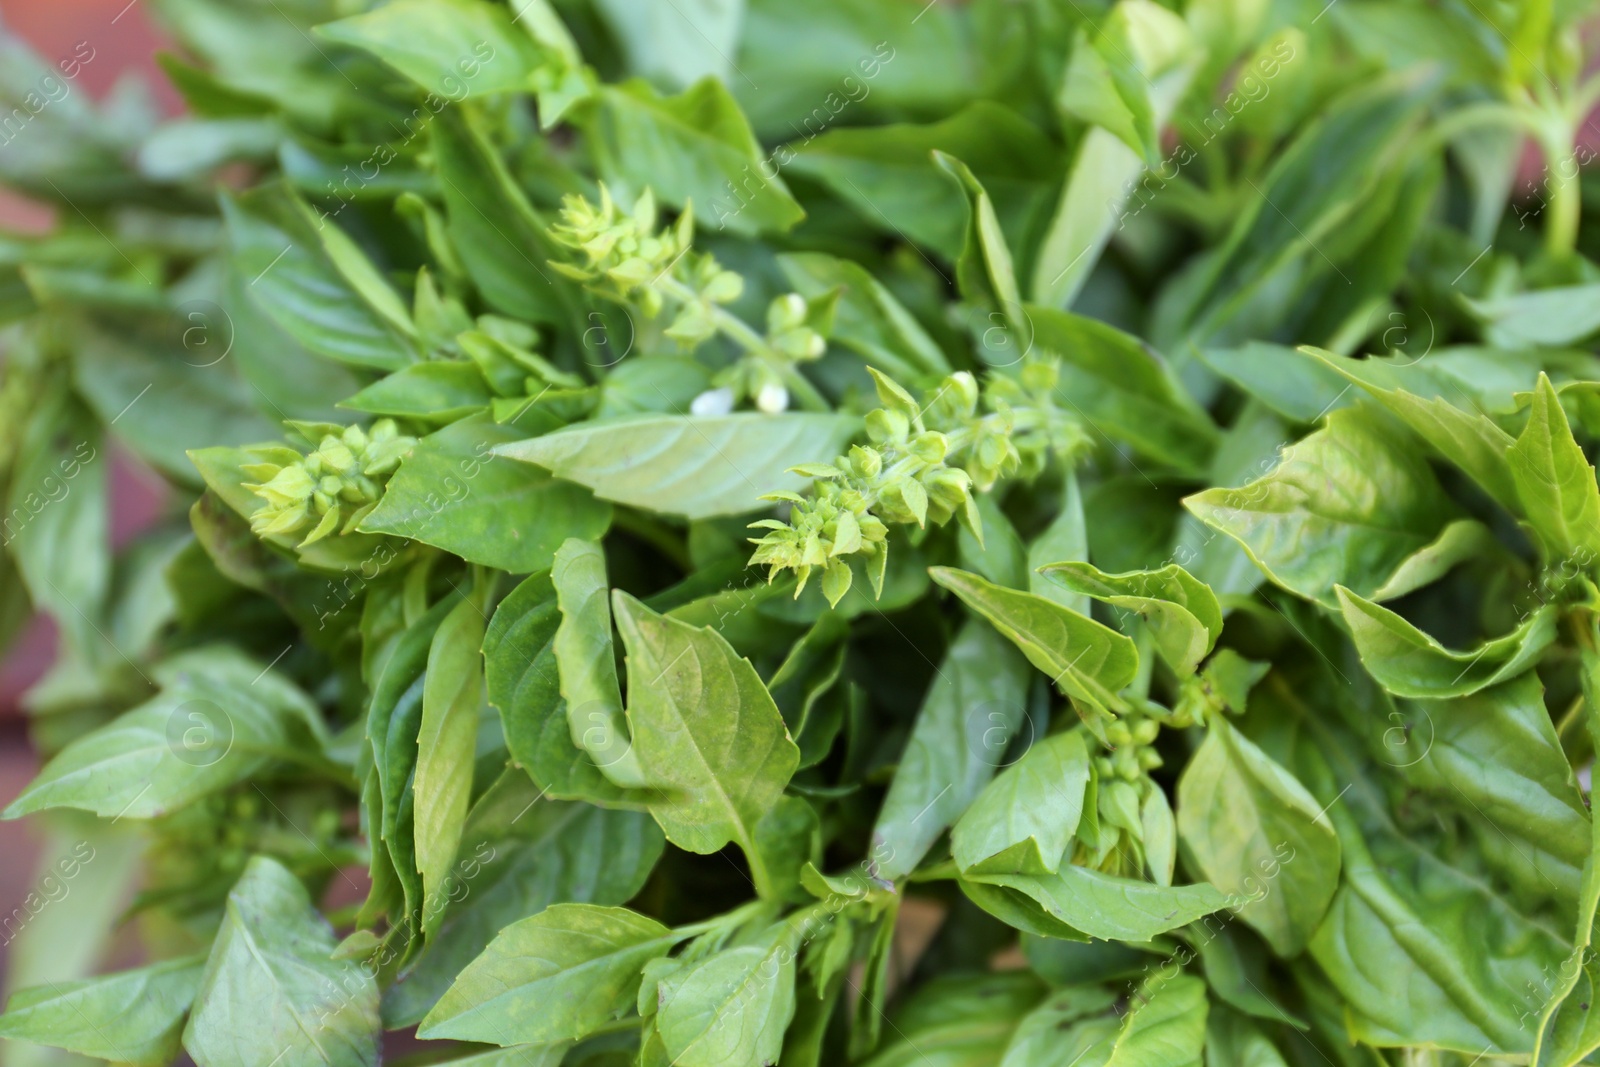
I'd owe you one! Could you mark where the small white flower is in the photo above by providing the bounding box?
[690,386,736,417]
[756,382,790,414]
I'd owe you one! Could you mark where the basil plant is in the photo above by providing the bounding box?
[5,0,1600,1065]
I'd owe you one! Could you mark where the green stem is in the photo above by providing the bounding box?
[654,275,829,413]
[906,859,960,882]
[740,829,781,901]
[1545,156,1582,258]
[262,745,359,788]
[1421,101,1539,154]
[671,897,773,939]
[775,362,830,413]
[1533,112,1582,259]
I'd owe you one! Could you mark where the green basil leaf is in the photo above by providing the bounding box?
[495,412,858,518]
[1040,561,1222,677]
[957,877,1093,943]
[1057,2,1194,165]
[183,857,379,1067]
[1154,75,1433,347]
[612,592,798,881]
[957,491,1029,589]
[1087,479,1183,575]
[222,259,364,423]
[591,0,744,92]
[870,619,1031,882]
[1296,345,1520,511]
[584,78,804,236]
[1337,587,1557,699]
[964,864,1227,942]
[1367,519,1497,602]
[427,1045,568,1066]
[1508,373,1600,563]
[552,537,643,786]
[1466,283,1600,349]
[315,0,547,99]
[665,572,801,657]
[1028,306,1219,476]
[930,566,1139,728]
[1027,469,1090,615]
[655,931,798,1067]
[223,187,419,371]
[3,648,323,820]
[5,388,109,659]
[0,956,205,1067]
[1274,682,1573,1055]
[339,362,495,425]
[1528,643,1600,1065]
[73,318,278,481]
[753,794,821,902]
[787,102,1061,263]
[361,417,612,572]
[1533,939,1600,1067]
[951,731,1090,876]
[430,108,577,324]
[1333,2,1498,88]
[0,36,140,203]
[1167,402,1287,601]
[1104,973,1207,1067]
[1308,802,1569,1054]
[1191,925,1306,1030]
[935,151,1032,362]
[857,973,1044,1067]
[1184,406,1457,607]
[1362,674,1589,906]
[1031,0,1199,308]
[145,0,366,131]
[1142,784,1176,886]
[1199,342,1351,425]
[997,985,1120,1067]
[419,904,674,1045]
[734,4,968,139]
[482,572,637,805]
[384,770,663,1026]
[595,357,712,419]
[767,614,849,770]
[414,594,487,940]
[782,963,845,1067]
[1176,717,1340,956]
[369,594,461,931]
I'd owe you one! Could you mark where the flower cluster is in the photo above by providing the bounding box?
[1072,712,1166,878]
[549,186,826,412]
[957,359,1088,487]
[550,186,738,337]
[749,364,1088,606]
[243,420,414,547]
[1095,714,1163,782]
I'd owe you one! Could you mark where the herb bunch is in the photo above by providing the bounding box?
[3,1,1600,1066]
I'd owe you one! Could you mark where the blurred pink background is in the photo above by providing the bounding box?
[0,0,176,989]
